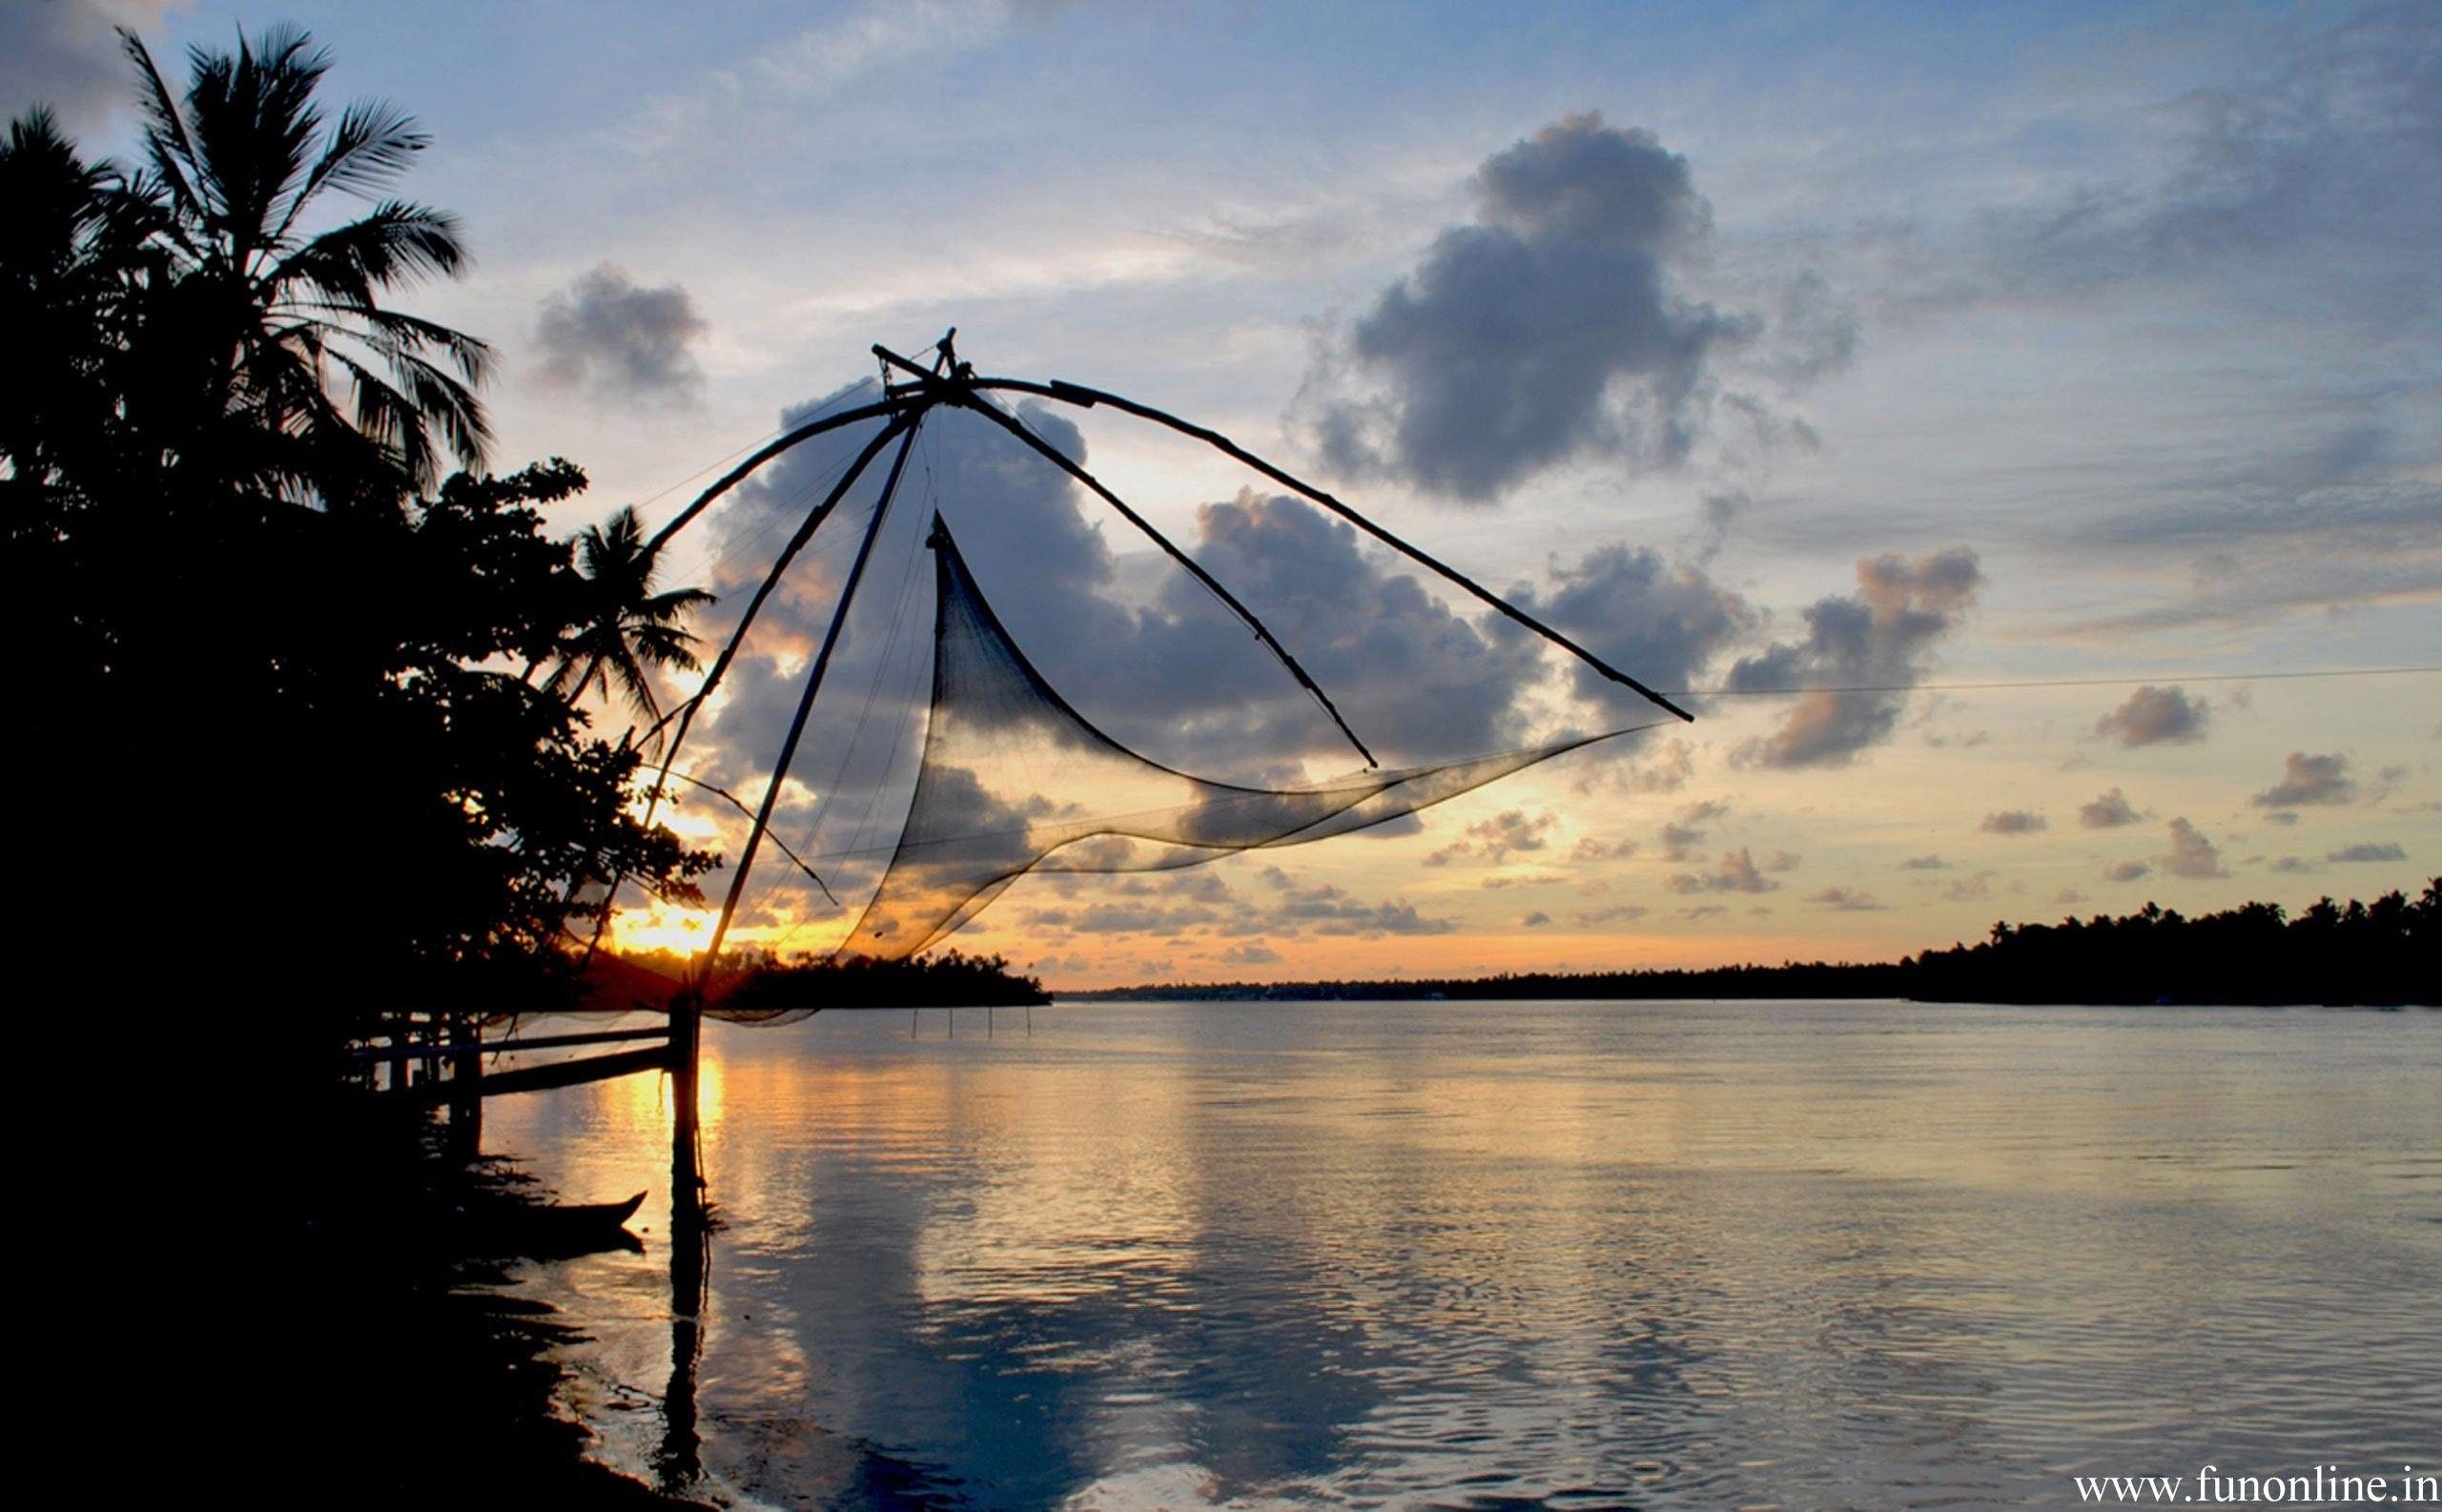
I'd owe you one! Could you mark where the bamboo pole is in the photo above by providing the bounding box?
[986,376,1697,724]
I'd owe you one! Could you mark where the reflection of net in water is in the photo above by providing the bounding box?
[835,516,1656,961]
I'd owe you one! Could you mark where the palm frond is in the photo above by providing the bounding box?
[293,97,426,205]
[115,28,204,231]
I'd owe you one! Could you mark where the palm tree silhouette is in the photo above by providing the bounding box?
[545,505,716,725]
[118,24,490,499]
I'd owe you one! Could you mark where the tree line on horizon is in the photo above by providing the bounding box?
[1064,883,2439,1007]
[5,27,720,1011]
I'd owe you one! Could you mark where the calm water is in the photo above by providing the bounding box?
[487,1001,2439,1510]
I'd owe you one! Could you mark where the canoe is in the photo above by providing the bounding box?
[453,1191,648,1257]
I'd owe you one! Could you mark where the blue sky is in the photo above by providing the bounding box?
[13,1,2435,981]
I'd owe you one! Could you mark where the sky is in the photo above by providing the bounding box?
[14,0,2437,986]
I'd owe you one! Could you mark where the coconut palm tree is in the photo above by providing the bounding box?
[117,24,489,500]
[545,505,716,725]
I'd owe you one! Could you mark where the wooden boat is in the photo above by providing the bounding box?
[453,1191,648,1257]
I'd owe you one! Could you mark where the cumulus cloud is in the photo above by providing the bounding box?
[2103,860,2153,883]
[1303,112,1825,501]
[2079,788,2144,829]
[2327,841,2407,863]
[1663,847,1775,895]
[535,264,709,407]
[1515,543,1754,705]
[1425,807,1555,867]
[2094,685,2210,747]
[1980,809,2047,835]
[1521,910,1552,929]
[1657,798,1728,861]
[1805,886,1885,911]
[1728,548,1984,767]
[2251,751,2358,807]
[2162,818,2229,879]
[1898,853,1949,870]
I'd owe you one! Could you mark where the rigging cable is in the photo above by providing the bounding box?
[1660,664,2442,699]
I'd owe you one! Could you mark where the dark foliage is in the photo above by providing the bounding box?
[725,948,1051,1011]
[1073,882,2439,1007]
[4,34,716,1010]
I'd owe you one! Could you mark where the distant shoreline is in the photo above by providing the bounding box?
[1054,882,2438,1009]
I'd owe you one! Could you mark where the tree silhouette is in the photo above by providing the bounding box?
[8,29,718,1011]
[543,505,715,725]
[115,24,489,501]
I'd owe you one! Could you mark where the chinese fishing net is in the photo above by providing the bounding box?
[827,512,1656,963]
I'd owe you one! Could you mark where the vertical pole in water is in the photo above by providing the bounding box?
[663,991,708,1491]
[669,994,702,1217]
[656,402,927,1494]
[445,1011,482,1162]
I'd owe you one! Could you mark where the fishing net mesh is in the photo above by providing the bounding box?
[831,514,1649,962]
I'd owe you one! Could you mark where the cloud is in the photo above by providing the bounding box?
[1656,798,1728,861]
[2094,685,2211,747]
[2103,860,2153,883]
[1302,112,1782,501]
[1944,869,1997,902]
[1898,853,1949,870]
[2052,889,2085,907]
[2079,788,2144,829]
[1763,850,1803,873]
[1425,807,1555,867]
[1728,548,1984,767]
[1570,835,1638,862]
[1521,910,1552,929]
[2162,817,2229,879]
[2327,841,2407,863]
[1267,878,1456,936]
[1515,543,1755,706]
[1575,905,1649,926]
[1980,809,2047,836]
[1804,886,1885,911]
[535,264,709,407]
[2268,856,2310,873]
[1215,941,1281,967]
[1662,847,1775,895]
[2251,751,2358,807]
[1984,4,2440,329]
[0,2,181,135]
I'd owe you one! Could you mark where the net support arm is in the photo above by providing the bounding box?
[965,392,1376,767]
[695,414,928,984]
[645,395,905,554]
[641,413,914,787]
[997,377,1695,724]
